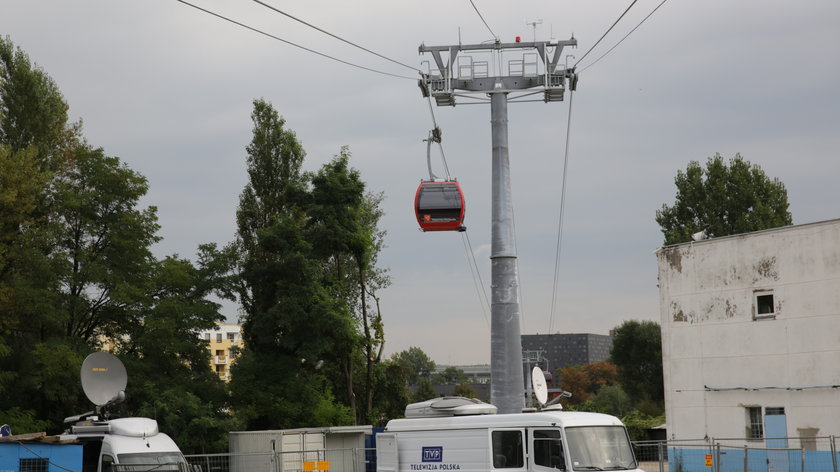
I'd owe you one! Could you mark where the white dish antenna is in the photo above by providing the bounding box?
[532,366,548,406]
[81,352,127,407]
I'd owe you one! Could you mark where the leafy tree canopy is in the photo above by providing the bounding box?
[432,366,467,385]
[610,320,663,409]
[0,38,235,450]
[392,347,436,385]
[656,153,792,245]
[413,377,438,403]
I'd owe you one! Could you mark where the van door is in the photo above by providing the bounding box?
[490,429,527,471]
[529,429,566,472]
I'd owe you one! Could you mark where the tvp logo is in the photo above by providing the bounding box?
[422,447,443,463]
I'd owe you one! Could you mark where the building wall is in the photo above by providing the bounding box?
[197,322,244,381]
[656,219,840,441]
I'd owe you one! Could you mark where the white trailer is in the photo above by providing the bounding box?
[376,398,642,472]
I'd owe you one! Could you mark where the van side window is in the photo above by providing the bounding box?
[101,454,115,472]
[533,430,565,470]
[492,430,524,468]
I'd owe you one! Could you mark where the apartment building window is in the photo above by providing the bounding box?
[746,406,763,439]
[227,332,236,341]
[754,290,775,320]
[204,333,210,341]
[216,333,222,343]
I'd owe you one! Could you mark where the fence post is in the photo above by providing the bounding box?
[743,445,747,472]
[715,443,722,472]
[658,441,665,472]
[831,435,838,472]
[800,446,805,472]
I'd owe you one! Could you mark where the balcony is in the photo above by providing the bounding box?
[214,355,228,365]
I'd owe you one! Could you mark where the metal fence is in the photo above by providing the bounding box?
[187,438,840,472]
[185,448,371,472]
[634,437,840,472]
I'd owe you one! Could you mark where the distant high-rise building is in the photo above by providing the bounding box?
[520,333,614,373]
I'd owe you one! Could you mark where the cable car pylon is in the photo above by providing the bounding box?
[414,126,466,232]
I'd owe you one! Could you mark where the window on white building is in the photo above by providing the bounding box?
[746,406,763,439]
[204,333,210,341]
[754,290,775,320]
[227,332,235,341]
[216,333,222,343]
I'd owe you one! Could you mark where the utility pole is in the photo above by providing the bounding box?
[418,37,577,414]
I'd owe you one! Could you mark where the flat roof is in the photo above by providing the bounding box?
[385,411,623,432]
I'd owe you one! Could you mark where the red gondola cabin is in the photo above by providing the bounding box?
[414,180,465,231]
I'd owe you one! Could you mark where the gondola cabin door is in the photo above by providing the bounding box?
[414,180,465,231]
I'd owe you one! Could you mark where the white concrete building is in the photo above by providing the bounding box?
[655,219,840,442]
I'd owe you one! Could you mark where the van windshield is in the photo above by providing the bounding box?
[115,452,185,472]
[565,426,636,471]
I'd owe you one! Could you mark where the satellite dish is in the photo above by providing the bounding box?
[532,366,548,406]
[81,352,127,407]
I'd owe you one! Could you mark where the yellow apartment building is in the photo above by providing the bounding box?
[198,322,244,381]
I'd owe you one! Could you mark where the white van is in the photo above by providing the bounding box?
[376,398,642,472]
[62,417,187,472]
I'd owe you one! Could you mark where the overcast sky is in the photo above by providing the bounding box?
[4,0,838,365]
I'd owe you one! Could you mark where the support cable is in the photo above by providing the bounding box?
[548,89,574,334]
[468,0,499,41]
[462,231,491,329]
[253,0,423,74]
[574,0,639,67]
[175,0,416,80]
[424,95,452,179]
[580,0,670,72]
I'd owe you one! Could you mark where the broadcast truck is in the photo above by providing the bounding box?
[61,352,188,472]
[376,397,643,472]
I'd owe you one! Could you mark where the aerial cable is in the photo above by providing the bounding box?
[468,0,499,41]
[574,0,639,67]
[462,231,491,329]
[175,0,416,80]
[424,94,452,179]
[580,0,670,72]
[548,89,574,335]
[252,0,423,74]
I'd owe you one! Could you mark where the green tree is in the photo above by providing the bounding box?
[579,385,632,417]
[367,360,411,425]
[451,382,478,399]
[118,245,240,453]
[306,149,387,424]
[0,35,75,168]
[610,320,663,408]
[392,347,436,385]
[432,366,467,385]
[413,377,438,402]
[0,38,234,442]
[231,100,356,429]
[656,153,792,245]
